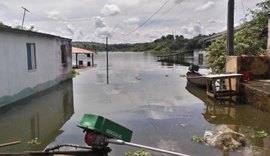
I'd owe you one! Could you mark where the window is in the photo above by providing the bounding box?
[198,54,203,65]
[26,43,36,70]
[61,45,67,66]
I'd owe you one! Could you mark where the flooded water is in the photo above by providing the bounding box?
[1,52,270,156]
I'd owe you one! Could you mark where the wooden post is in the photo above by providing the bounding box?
[227,0,234,56]
[267,14,270,56]
[92,53,94,66]
[267,13,270,78]
[75,53,78,67]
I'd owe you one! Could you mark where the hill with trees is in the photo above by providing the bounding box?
[72,34,210,55]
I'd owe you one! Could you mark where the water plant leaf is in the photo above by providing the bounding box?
[125,149,152,156]
[192,135,204,143]
[256,130,268,138]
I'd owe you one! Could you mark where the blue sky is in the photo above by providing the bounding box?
[0,0,266,43]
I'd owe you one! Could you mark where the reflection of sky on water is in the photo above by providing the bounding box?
[2,52,270,155]
[57,52,270,156]
[53,52,217,155]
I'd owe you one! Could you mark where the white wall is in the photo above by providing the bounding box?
[193,49,208,68]
[0,30,72,106]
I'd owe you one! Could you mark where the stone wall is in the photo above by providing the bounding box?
[240,81,270,112]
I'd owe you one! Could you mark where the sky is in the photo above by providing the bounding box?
[0,0,266,44]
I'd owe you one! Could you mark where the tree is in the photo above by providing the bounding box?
[207,1,269,74]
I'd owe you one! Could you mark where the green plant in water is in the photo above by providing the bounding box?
[125,149,152,156]
[192,135,204,143]
[257,130,268,138]
[27,137,41,145]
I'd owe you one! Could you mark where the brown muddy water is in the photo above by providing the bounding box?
[0,52,270,156]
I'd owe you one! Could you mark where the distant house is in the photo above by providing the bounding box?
[193,49,208,68]
[72,46,95,67]
[0,25,72,107]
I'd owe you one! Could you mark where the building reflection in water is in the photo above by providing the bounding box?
[0,80,74,152]
[185,82,270,155]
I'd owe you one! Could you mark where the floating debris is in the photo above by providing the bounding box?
[179,74,186,77]
[28,138,41,145]
[203,125,247,151]
[210,116,216,119]
[180,124,187,127]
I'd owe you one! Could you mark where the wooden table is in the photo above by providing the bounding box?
[205,73,242,98]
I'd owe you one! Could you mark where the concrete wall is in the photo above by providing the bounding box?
[0,30,72,107]
[226,56,269,80]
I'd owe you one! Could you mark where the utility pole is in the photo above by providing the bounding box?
[227,0,234,56]
[21,6,30,28]
[106,37,109,84]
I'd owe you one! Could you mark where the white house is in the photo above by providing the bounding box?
[0,25,72,107]
[193,49,208,68]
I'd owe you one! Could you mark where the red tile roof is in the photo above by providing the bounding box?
[72,46,95,54]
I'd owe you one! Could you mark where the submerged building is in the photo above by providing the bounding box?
[0,25,72,107]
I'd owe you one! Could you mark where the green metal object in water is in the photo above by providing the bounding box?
[78,114,132,142]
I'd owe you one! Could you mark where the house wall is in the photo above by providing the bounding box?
[0,30,72,107]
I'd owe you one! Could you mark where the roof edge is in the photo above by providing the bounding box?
[0,25,72,41]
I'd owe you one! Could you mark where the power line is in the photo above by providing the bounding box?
[240,0,246,18]
[240,0,245,13]
[125,0,170,36]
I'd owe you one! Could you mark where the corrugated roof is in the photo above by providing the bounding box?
[72,46,95,54]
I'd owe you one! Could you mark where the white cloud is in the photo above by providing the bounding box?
[65,24,74,35]
[174,0,185,4]
[46,11,67,20]
[101,4,120,16]
[56,23,85,40]
[181,22,204,38]
[123,17,140,25]
[95,27,113,39]
[108,0,140,7]
[74,28,84,40]
[195,1,215,12]
[93,17,107,28]
[208,19,225,25]
[0,3,9,11]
